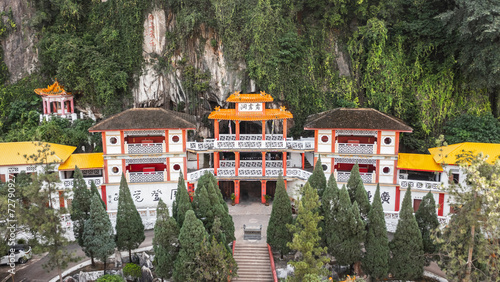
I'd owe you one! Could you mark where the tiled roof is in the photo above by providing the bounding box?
[0,142,76,166]
[304,108,413,132]
[58,153,104,170]
[225,91,274,103]
[34,81,71,96]
[208,108,293,121]
[428,142,500,165]
[398,153,443,172]
[89,108,196,131]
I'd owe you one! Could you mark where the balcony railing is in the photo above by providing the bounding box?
[384,211,449,232]
[63,177,103,188]
[126,142,164,154]
[219,160,290,168]
[399,179,441,191]
[187,168,214,182]
[336,171,375,183]
[128,171,165,183]
[187,167,313,180]
[337,142,376,154]
[187,137,314,151]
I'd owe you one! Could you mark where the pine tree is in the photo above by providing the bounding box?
[175,171,192,228]
[347,163,370,218]
[415,191,440,265]
[267,174,293,258]
[90,181,106,210]
[83,194,115,272]
[390,188,425,280]
[287,183,329,281]
[330,185,365,268]
[194,236,238,281]
[115,174,145,260]
[70,166,91,250]
[173,210,209,281]
[308,156,327,197]
[153,199,179,280]
[363,184,390,280]
[320,173,339,249]
[212,202,235,242]
[193,184,214,230]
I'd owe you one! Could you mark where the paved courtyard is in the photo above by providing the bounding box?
[228,200,272,244]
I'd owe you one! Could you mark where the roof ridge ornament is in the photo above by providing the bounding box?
[215,106,221,111]
[280,106,286,111]
[260,91,266,96]
[234,91,241,97]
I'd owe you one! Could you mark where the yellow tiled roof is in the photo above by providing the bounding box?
[208,108,293,121]
[428,142,500,165]
[58,153,104,170]
[0,142,76,166]
[398,153,443,172]
[226,91,274,103]
[34,81,71,96]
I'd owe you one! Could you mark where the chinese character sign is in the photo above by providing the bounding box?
[238,103,262,112]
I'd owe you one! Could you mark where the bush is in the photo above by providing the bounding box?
[96,274,125,282]
[123,263,141,279]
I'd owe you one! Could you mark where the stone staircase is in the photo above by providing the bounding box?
[232,243,274,281]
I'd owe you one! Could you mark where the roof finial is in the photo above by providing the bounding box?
[280,106,286,111]
[234,91,241,97]
[215,106,221,111]
[260,91,266,96]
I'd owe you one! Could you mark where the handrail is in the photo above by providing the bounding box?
[232,240,235,255]
[267,244,278,282]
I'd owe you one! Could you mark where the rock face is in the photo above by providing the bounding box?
[133,9,246,109]
[0,0,38,83]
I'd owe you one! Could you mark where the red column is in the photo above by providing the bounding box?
[395,132,400,153]
[52,102,57,113]
[282,152,287,176]
[214,152,219,175]
[182,130,187,152]
[302,153,305,170]
[438,193,445,216]
[261,180,267,203]
[61,100,65,115]
[165,130,169,152]
[283,119,287,140]
[100,185,107,210]
[395,186,401,211]
[262,152,266,176]
[70,98,74,113]
[166,158,171,181]
[314,130,318,153]
[262,120,266,140]
[236,121,240,140]
[214,120,220,139]
[183,157,187,180]
[375,160,380,183]
[284,180,287,190]
[234,180,240,204]
[197,153,200,170]
[120,131,125,154]
[377,131,381,154]
[235,152,240,176]
[331,157,335,174]
[331,130,336,153]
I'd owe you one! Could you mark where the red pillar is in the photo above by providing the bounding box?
[166,158,170,181]
[101,185,107,210]
[61,100,65,115]
[165,130,169,152]
[438,193,445,216]
[235,152,240,176]
[375,160,380,183]
[236,121,240,140]
[214,120,220,139]
[262,120,266,140]
[262,152,266,176]
[282,152,287,176]
[284,180,287,190]
[283,119,287,139]
[70,98,74,113]
[377,131,381,154]
[234,180,240,204]
[331,130,336,153]
[302,153,305,170]
[52,102,57,113]
[197,153,200,170]
[261,180,267,203]
[214,152,219,175]
[395,186,401,211]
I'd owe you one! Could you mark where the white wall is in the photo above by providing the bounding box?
[379,159,395,184]
[168,130,183,152]
[104,182,179,210]
[104,131,122,155]
[317,130,333,153]
[380,131,396,155]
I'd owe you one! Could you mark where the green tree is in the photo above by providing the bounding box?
[173,210,209,281]
[212,201,235,242]
[308,157,327,197]
[444,113,500,144]
[436,153,500,281]
[193,183,214,230]
[363,184,389,279]
[346,163,370,218]
[390,187,425,280]
[267,174,293,258]
[287,183,329,281]
[83,194,115,272]
[70,166,91,252]
[415,191,440,266]
[90,181,106,210]
[174,171,192,228]
[115,174,145,260]
[321,174,339,250]
[194,236,238,281]
[153,199,179,280]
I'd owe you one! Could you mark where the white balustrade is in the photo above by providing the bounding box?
[127,142,164,154]
[217,168,236,177]
[337,171,374,183]
[187,169,214,182]
[337,142,376,154]
[187,138,315,150]
[129,171,164,183]
[399,179,441,191]
[238,168,263,177]
[63,177,103,188]
[384,211,449,233]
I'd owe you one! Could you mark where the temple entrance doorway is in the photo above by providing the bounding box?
[266,181,276,199]
[219,181,234,201]
[240,181,261,202]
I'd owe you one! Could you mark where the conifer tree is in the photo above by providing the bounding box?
[173,210,209,281]
[390,188,425,280]
[70,166,91,249]
[175,171,192,228]
[153,199,179,280]
[115,174,145,260]
[415,191,440,265]
[320,173,339,248]
[330,185,365,268]
[212,202,235,242]
[287,183,329,281]
[363,184,389,279]
[83,194,115,272]
[90,181,106,210]
[193,184,214,230]
[194,236,238,281]
[308,156,327,197]
[267,174,293,258]
[347,163,370,218]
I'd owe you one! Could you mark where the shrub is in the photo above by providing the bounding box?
[123,263,141,279]
[96,274,125,282]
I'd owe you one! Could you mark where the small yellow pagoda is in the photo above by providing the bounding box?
[35,80,75,118]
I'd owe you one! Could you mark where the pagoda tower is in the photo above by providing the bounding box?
[35,80,75,121]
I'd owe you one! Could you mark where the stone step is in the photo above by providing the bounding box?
[232,242,274,282]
